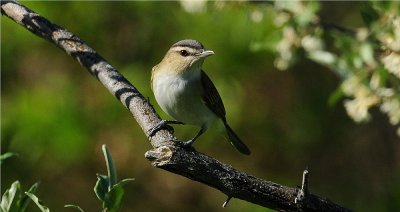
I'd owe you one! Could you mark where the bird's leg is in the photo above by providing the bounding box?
[148,120,184,137]
[183,127,207,147]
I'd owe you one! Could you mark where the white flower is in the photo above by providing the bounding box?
[275,0,305,16]
[308,50,336,65]
[275,26,299,70]
[342,76,379,122]
[301,35,323,52]
[251,10,263,23]
[381,52,400,79]
[384,17,400,51]
[341,76,361,96]
[344,99,369,122]
[356,28,369,41]
[344,95,379,123]
[380,97,400,125]
[180,0,207,14]
[274,12,290,27]
[376,88,395,97]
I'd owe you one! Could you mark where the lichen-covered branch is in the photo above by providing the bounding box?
[1,0,172,148]
[1,1,351,211]
[145,146,350,211]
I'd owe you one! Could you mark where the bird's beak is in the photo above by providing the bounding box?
[198,50,215,58]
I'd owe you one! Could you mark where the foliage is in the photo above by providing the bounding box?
[0,181,41,212]
[265,1,400,134]
[0,152,18,165]
[1,145,132,212]
[93,145,134,212]
[24,192,50,212]
[179,1,400,135]
[67,145,134,212]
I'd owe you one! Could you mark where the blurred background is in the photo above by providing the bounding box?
[2,1,399,211]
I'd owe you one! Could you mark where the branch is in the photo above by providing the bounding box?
[1,1,351,211]
[145,146,350,211]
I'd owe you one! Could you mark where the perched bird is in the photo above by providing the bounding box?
[149,39,250,155]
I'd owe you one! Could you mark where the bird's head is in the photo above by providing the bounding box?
[159,39,214,74]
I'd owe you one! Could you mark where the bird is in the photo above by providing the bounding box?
[148,39,250,155]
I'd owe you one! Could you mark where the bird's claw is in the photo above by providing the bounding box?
[147,120,175,137]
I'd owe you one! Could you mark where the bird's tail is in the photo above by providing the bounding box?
[223,121,251,155]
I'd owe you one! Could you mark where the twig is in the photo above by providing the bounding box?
[295,168,310,204]
[222,196,232,208]
[2,1,352,211]
[318,21,357,37]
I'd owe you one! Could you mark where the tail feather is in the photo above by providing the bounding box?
[223,121,251,155]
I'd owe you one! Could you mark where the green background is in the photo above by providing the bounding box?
[2,2,399,211]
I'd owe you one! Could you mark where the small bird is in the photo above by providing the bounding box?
[149,39,250,155]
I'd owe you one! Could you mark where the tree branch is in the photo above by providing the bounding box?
[1,1,351,211]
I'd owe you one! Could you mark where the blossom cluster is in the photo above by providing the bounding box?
[273,1,400,136]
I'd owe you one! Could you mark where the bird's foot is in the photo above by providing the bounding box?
[181,127,206,148]
[147,120,184,137]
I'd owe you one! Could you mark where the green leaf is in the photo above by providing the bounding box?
[1,181,21,212]
[360,3,380,26]
[24,192,50,212]
[19,182,40,212]
[328,86,345,107]
[103,184,124,212]
[378,66,390,85]
[102,144,117,188]
[0,152,18,165]
[64,204,85,212]
[94,174,109,202]
[94,145,134,211]
[105,179,134,211]
[117,178,135,186]
[295,1,320,26]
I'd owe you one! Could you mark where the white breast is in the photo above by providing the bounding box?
[152,69,217,127]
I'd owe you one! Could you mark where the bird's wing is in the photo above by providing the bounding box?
[200,70,226,119]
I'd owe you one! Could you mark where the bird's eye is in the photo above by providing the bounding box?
[180,50,189,57]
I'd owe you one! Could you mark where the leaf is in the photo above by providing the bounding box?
[19,182,40,212]
[1,181,21,212]
[102,144,117,188]
[64,204,85,212]
[94,145,134,211]
[328,86,345,107]
[94,174,110,202]
[295,1,320,26]
[103,184,124,212]
[377,66,389,85]
[24,192,50,212]
[117,178,135,186]
[0,152,18,165]
[360,3,380,26]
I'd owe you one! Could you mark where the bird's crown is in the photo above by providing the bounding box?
[171,39,204,50]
